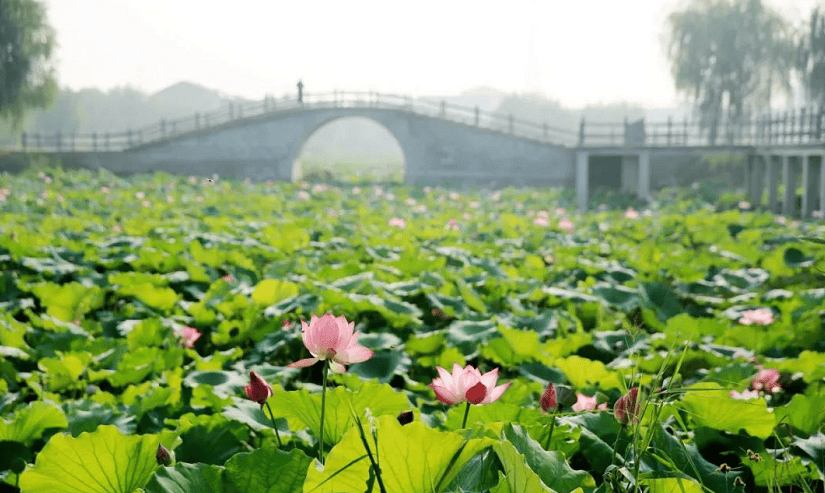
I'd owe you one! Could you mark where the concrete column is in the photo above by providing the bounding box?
[638,150,651,201]
[801,155,820,217]
[620,156,638,193]
[765,155,778,212]
[576,151,589,212]
[749,154,765,206]
[782,155,799,217]
[820,153,825,218]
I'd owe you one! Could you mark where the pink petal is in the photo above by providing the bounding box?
[329,361,347,374]
[335,316,354,349]
[314,314,340,351]
[483,382,511,404]
[436,366,453,386]
[479,368,499,389]
[287,357,319,368]
[430,383,462,405]
[335,346,374,365]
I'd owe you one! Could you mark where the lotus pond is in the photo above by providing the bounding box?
[0,167,824,493]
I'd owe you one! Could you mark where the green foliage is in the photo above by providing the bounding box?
[666,0,794,143]
[19,425,160,493]
[0,0,57,125]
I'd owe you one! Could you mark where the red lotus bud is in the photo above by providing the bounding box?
[156,444,173,466]
[540,382,557,413]
[244,370,273,408]
[396,410,414,425]
[614,387,640,426]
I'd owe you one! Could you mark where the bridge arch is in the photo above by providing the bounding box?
[290,114,407,182]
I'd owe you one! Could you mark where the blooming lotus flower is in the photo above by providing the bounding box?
[533,217,550,227]
[244,370,273,408]
[178,326,202,348]
[739,308,774,326]
[429,363,511,406]
[751,368,781,393]
[730,389,759,400]
[625,208,639,219]
[287,314,374,373]
[558,217,573,233]
[572,393,608,412]
[388,217,406,228]
[614,387,640,425]
[540,382,557,413]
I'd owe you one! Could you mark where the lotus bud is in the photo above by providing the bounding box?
[156,444,173,466]
[540,382,557,413]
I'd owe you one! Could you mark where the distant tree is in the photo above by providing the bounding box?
[666,0,794,143]
[0,0,57,126]
[797,7,825,106]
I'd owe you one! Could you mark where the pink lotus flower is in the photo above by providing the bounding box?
[244,370,273,408]
[388,218,406,228]
[730,389,759,400]
[558,218,573,233]
[287,314,374,373]
[445,218,460,231]
[751,368,781,393]
[614,387,641,425]
[178,326,202,348]
[738,308,774,326]
[572,393,609,412]
[429,363,511,406]
[625,208,639,219]
[533,217,550,227]
[540,382,557,413]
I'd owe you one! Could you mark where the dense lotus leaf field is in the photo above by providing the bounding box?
[0,166,824,493]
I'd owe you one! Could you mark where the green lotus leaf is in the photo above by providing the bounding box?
[19,425,159,493]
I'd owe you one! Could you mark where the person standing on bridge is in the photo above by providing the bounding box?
[297,79,304,104]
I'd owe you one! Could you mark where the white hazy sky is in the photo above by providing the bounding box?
[43,0,819,108]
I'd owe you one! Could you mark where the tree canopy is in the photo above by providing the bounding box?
[0,0,57,126]
[666,0,794,143]
[797,7,825,106]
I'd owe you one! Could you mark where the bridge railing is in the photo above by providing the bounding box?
[13,94,825,153]
[578,106,825,147]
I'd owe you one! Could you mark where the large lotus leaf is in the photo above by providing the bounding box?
[773,392,825,437]
[224,445,311,493]
[643,424,742,492]
[680,383,776,438]
[19,425,159,493]
[771,351,825,383]
[443,402,544,430]
[783,247,814,268]
[793,433,825,478]
[643,478,705,493]
[348,350,410,383]
[500,423,596,492]
[28,282,105,322]
[251,279,299,306]
[266,383,410,446]
[144,463,226,493]
[663,313,728,342]
[444,448,501,492]
[445,320,499,356]
[0,401,67,446]
[176,421,247,465]
[490,440,553,493]
[554,355,622,390]
[303,415,494,493]
[113,279,179,312]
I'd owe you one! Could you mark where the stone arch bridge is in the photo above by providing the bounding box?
[4,91,825,216]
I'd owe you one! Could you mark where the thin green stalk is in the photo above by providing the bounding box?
[264,401,283,448]
[461,401,471,429]
[543,413,556,450]
[319,359,329,463]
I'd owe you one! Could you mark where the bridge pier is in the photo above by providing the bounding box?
[638,150,651,201]
[746,155,765,206]
[801,155,820,217]
[576,151,589,211]
[764,155,779,212]
[782,155,800,217]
